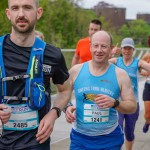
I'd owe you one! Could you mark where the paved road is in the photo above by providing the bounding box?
[51,77,150,150]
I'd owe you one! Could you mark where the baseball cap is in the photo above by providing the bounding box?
[121,38,134,48]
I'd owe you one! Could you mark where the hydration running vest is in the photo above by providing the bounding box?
[0,34,46,110]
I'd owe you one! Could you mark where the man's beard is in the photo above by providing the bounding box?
[11,17,36,34]
[12,24,35,34]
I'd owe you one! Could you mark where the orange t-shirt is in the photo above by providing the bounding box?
[75,37,91,63]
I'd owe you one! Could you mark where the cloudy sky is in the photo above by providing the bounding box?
[78,0,150,19]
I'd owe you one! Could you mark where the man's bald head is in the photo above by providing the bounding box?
[91,30,112,46]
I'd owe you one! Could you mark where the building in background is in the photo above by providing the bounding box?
[94,1,126,31]
[93,1,150,31]
[137,14,150,24]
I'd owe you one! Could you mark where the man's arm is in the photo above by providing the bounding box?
[71,53,80,67]
[53,79,72,110]
[36,78,72,143]
[109,57,117,64]
[65,64,83,123]
[139,59,150,72]
[109,43,121,58]
[115,67,137,114]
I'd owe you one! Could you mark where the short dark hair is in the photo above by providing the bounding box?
[91,19,102,30]
[8,0,39,7]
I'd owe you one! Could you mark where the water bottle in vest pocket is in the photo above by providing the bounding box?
[28,78,45,110]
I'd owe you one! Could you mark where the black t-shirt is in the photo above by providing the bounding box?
[0,35,69,149]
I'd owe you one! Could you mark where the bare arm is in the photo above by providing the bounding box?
[109,57,117,64]
[65,64,83,123]
[139,59,150,72]
[71,53,80,67]
[109,43,121,58]
[53,79,72,110]
[116,67,137,114]
[36,78,72,143]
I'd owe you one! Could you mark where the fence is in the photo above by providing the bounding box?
[61,48,150,64]
[133,48,150,59]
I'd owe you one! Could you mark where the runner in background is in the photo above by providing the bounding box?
[140,53,150,133]
[109,37,150,150]
[35,30,44,41]
[71,19,102,66]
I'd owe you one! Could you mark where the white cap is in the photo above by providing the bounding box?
[121,38,134,48]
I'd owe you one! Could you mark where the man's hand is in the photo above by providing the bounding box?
[94,94,115,109]
[112,43,121,55]
[36,109,57,144]
[0,104,11,124]
[65,106,76,123]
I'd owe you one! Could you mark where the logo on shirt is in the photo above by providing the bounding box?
[42,64,51,73]
[100,79,111,83]
[83,93,97,102]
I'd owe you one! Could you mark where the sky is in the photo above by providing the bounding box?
[78,0,150,19]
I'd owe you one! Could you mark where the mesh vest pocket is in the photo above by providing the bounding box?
[28,78,45,110]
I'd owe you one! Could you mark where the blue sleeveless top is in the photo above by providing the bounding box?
[116,57,139,102]
[73,62,121,136]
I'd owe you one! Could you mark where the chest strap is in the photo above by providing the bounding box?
[2,74,30,82]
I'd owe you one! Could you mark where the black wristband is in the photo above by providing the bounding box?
[112,99,120,108]
[51,107,61,118]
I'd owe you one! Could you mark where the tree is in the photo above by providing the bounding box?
[37,0,99,48]
[0,1,11,35]
[119,19,150,47]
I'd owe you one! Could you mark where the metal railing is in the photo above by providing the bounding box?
[62,48,150,60]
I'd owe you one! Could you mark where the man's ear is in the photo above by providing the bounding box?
[90,42,92,52]
[111,45,114,50]
[6,9,11,20]
[37,7,43,20]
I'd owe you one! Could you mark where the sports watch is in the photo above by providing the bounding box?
[51,107,61,118]
[112,99,120,108]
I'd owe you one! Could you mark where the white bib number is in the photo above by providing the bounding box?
[83,104,110,123]
[4,104,39,131]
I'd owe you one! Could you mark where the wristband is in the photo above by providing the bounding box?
[112,99,120,108]
[51,107,61,118]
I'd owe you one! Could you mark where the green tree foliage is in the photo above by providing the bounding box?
[119,19,150,47]
[0,1,11,35]
[1,0,149,48]
[37,0,99,48]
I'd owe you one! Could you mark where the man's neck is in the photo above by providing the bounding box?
[10,30,35,47]
[89,60,110,76]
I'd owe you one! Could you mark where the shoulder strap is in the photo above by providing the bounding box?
[25,37,46,97]
[0,34,7,95]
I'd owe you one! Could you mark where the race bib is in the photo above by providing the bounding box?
[83,103,110,123]
[4,104,39,131]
